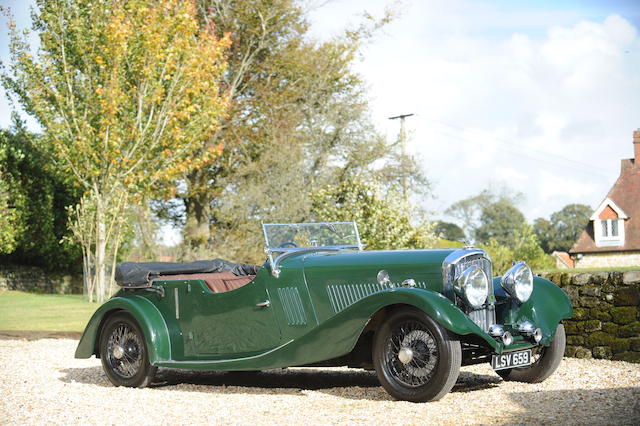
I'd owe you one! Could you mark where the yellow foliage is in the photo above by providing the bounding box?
[4,0,230,301]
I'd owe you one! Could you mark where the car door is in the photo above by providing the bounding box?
[263,255,319,341]
[179,270,281,358]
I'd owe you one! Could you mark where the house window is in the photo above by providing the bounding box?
[592,198,627,248]
[596,218,624,246]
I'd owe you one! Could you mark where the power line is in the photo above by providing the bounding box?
[428,119,611,176]
[432,125,610,179]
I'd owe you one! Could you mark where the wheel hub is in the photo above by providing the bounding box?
[113,345,125,360]
[400,329,437,378]
[398,347,414,364]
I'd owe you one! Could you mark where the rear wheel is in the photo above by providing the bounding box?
[498,323,566,383]
[99,312,157,387]
[373,308,461,402]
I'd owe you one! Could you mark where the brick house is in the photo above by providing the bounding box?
[569,129,640,267]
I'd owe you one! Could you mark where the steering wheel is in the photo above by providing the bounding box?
[278,241,298,248]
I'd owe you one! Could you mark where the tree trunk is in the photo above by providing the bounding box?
[82,247,94,303]
[95,196,108,302]
[184,169,212,248]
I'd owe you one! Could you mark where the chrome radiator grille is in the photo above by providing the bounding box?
[468,304,496,333]
[443,250,496,333]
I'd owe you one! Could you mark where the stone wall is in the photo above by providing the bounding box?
[573,251,640,268]
[0,263,83,294]
[540,270,640,363]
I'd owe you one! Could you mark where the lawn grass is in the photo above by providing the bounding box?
[0,291,99,331]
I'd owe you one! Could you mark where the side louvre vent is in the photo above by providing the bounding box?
[277,287,307,326]
[327,282,428,313]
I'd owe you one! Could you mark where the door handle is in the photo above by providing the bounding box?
[256,300,271,308]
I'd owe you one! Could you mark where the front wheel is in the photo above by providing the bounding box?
[99,312,157,387]
[497,323,566,383]
[373,307,461,402]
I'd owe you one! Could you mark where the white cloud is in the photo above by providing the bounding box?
[310,1,640,222]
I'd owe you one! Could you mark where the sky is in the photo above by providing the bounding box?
[306,0,640,224]
[1,0,640,234]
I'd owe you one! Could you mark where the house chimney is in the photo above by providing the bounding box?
[635,129,640,163]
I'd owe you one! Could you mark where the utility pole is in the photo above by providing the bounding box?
[388,113,414,203]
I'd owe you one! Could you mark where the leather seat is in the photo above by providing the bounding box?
[152,272,255,293]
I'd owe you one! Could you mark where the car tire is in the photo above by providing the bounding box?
[373,307,461,402]
[497,323,566,383]
[99,312,157,388]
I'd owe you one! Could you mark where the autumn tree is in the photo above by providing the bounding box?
[159,0,424,261]
[2,0,229,301]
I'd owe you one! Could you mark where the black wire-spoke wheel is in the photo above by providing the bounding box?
[497,323,565,383]
[383,321,439,387]
[373,308,461,402]
[106,324,143,378]
[99,313,157,388]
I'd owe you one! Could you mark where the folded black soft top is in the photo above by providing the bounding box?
[115,258,260,287]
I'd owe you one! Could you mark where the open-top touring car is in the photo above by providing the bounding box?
[76,222,572,402]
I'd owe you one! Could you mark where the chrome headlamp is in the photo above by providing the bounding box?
[501,261,533,303]
[454,265,489,309]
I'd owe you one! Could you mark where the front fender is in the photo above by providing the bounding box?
[286,287,502,365]
[363,288,501,349]
[74,295,171,364]
[493,276,573,345]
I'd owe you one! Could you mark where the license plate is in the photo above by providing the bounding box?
[491,349,532,370]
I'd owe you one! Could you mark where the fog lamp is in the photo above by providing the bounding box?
[502,331,513,346]
[533,328,543,343]
[489,324,505,337]
[518,321,536,335]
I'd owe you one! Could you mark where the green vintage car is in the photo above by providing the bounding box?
[76,222,572,402]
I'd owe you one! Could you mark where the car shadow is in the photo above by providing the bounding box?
[59,365,501,401]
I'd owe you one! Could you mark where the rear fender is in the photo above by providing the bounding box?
[74,296,171,364]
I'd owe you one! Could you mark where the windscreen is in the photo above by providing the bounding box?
[262,222,361,250]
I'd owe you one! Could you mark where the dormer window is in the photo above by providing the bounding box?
[601,219,619,237]
[592,198,627,247]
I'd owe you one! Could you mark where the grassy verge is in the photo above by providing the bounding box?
[0,291,99,332]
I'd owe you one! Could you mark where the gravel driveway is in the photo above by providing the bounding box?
[1,338,638,425]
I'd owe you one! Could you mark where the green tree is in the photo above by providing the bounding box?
[310,180,437,253]
[3,0,229,301]
[0,124,80,270]
[480,224,554,275]
[533,217,553,252]
[166,0,421,260]
[433,221,465,241]
[534,203,592,253]
[474,200,526,245]
[0,129,25,254]
[446,186,523,239]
